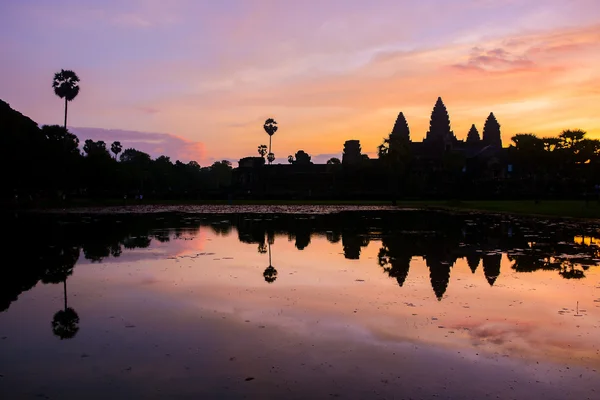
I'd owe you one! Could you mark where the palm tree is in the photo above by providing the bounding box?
[263,118,278,164]
[288,155,294,164]
[111,141,122,160]
[258,144,268,158]
[52,69,80,129]
[267,152,275,164]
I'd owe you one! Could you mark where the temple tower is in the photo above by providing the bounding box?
[424,97,456,151]
[390,112,410,142]
[342,140,362,165]
[482,253,501,286]
[482,112,502,148]
[466,124,481,144]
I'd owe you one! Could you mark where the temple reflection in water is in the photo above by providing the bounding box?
[2,210,599,315]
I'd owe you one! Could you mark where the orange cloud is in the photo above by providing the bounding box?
[192,24,600,157]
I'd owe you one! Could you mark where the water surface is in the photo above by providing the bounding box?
[1,209,599,399]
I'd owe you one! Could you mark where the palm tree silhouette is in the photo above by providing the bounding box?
[52,69,80,129]
[111,141,122,160]
[263,118,278,164]
[258,144,268,158]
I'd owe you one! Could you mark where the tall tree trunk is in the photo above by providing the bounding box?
[269,136,272,164]
[64,97,68,130]
[63,279,68,310]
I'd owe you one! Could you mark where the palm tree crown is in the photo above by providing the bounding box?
[263,118,278,136]
[53,70,80,101]
[111,141,122,159]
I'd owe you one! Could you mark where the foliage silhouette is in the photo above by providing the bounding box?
[258,144,268,158]
[263,265,278,283]
[111,141,122,160]
[294,150,312,165]
[52,306,80,340]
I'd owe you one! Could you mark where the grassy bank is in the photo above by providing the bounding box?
[420,200,600,219]
[18,198,600,219]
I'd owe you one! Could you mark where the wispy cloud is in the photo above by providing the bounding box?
[111,13,153,28]
[452,47,534,72]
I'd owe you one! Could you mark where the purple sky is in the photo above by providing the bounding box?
[2,0,600,165]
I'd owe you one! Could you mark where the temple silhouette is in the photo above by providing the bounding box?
[234,97,508,199]
[393,97,502,157]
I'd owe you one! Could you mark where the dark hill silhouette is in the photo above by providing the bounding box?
[0,99,231,205]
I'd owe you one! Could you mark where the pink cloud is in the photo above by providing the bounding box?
[69,127,206,164]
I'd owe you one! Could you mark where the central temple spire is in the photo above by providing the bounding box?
[424,97,456,151]
[426,97,452,142]
[390,112,410,141]
[482,112,502,148]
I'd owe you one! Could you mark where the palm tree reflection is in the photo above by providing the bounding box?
[263,241,278,283]
[52,283,80,340]
[42,245,81,340]
[257,242,267,254]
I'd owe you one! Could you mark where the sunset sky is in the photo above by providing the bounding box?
[1,0,600,164]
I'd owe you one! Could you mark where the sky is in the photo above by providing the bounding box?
[1,0,600,165]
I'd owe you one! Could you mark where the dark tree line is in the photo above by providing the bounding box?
[507,129,600,198]
[1,99,233,203]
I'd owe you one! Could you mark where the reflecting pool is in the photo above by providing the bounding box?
[1,208,599,399]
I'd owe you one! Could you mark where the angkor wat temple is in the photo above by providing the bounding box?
[396,96,501,156]
[234,97,509,199]
[338,96,504,166]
